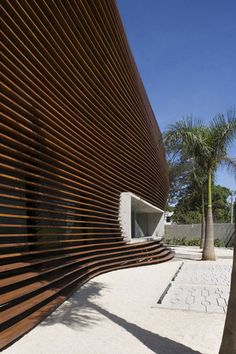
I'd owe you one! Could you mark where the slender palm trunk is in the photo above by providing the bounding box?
[219,203,236,353]
[202,169,216,260]
[200,190,205,249]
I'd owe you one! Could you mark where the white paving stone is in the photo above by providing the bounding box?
[157,262,232,313]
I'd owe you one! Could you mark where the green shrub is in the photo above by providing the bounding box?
[214,238,224,247]
[164,237,224,247]
[187,239,200,246]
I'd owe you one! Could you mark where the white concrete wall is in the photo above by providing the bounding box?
[119,192,164,242]
[119,192,132,242]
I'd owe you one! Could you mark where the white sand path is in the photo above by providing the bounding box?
[3,247,233,354]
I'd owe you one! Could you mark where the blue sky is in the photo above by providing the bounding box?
[117,0,236,191]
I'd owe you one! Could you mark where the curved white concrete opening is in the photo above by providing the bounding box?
[119,192,164,243]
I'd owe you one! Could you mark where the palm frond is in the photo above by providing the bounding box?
[210,111,236,163]
[164,117,210,167]
[219,156,236,178]
[191,166,208,189]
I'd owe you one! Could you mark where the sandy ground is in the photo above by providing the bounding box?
[3,247,233,354]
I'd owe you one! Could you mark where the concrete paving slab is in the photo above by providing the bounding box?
[155,256,232,314]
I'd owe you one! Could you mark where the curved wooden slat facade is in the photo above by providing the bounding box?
[0,0,173,349]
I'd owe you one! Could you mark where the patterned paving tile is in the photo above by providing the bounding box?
[155,263,232,313]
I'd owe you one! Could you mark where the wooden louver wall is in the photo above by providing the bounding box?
[0,0,173,349]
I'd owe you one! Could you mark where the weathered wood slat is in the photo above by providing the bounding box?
[0,0,173,350]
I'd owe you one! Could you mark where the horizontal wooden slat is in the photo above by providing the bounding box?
[0,244,168,307]
[0,0,173,350]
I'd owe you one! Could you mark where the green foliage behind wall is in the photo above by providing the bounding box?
[172,185,231,224]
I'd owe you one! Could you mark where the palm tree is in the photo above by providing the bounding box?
[164,111,236,260]
[219,203,236,353]
[191,167,207,249]
[202,114,236,259]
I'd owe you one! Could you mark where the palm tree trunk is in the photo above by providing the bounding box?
[202,169,216,260]
[200,190,205,249]
[219,203,236,353]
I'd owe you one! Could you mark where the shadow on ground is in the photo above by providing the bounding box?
[42,281,201,354]
[173,256,202,261]
[41,281,106,329]
[172,248,202,261]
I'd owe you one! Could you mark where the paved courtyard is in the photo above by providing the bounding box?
[157,263,232,313]
[3,247,234,354]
